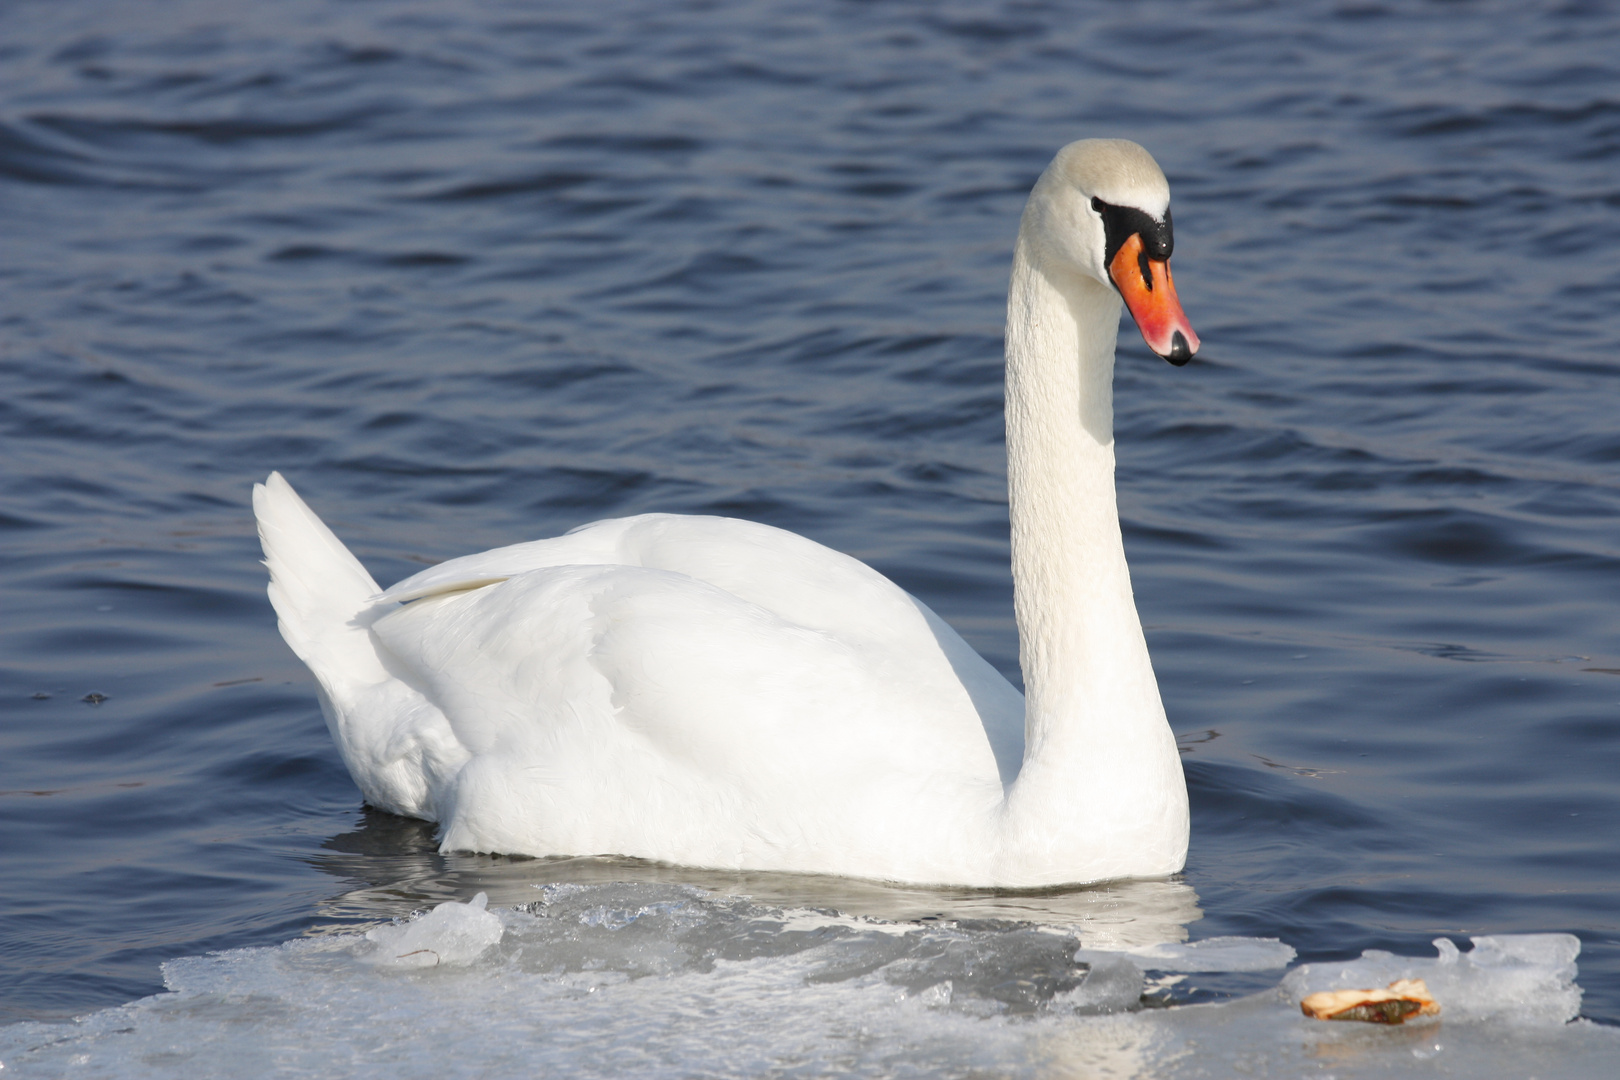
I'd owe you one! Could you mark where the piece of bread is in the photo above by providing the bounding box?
[1300,978,1441,1024]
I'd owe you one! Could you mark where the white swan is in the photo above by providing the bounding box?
[255,139,1200,888]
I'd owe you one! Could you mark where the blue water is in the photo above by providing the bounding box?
[2,0,1617,1060]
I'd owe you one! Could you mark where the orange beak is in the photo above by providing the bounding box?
[1108,233,1199,366]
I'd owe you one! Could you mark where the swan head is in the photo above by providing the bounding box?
[1024,139,1200,366]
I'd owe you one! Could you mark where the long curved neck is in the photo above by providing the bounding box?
[995,232,1186,884]
[1005,234,1133,735]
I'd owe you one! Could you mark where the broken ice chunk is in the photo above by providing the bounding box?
[363,892,504,969]
[1124,936,1296,972]
[1059,953,1145,1013]
[1301,977,1440,1024]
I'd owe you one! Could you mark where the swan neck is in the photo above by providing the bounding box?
[1004,233,1138,743]
[998,230,1184,882]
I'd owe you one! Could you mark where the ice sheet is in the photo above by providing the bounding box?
[1282,933,1584,1027]
[2,886,1613,1079]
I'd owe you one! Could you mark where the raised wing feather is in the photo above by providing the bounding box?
[378,514,1025,781]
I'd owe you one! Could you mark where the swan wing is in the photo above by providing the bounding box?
[370,558,1006,878]
[381,514,1025,780]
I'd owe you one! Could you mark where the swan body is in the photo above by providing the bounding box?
[257,139,1199,887]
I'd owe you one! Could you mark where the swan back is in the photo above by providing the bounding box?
[381,513,1027,783]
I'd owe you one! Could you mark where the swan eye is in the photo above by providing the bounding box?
[1093,199,1173,270]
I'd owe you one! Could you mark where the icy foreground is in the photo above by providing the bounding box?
[2,885,1614,1079]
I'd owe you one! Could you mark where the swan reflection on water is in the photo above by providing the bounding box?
[304,807,1204,953]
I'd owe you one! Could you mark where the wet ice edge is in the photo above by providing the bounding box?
[1,886,1614,1079]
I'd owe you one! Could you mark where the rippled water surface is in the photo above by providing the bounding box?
[2,0,1618,1073]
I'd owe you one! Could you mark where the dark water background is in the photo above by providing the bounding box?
[2,0,1618,1037]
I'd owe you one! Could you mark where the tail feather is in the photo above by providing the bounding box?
[254,471,390,689]
[255,472,466,820]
